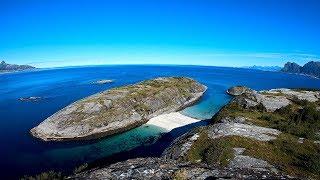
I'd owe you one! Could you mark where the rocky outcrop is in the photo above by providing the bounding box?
[70,157,288,179]
[0,60,35,72]
[228,87,320,112]
[30,77,207,141]
[226,86,250,96]
[230,87,291,112]
[207,122,281,141]
[262,88,320,102]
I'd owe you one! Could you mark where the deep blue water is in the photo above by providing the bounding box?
[1,65,320,179]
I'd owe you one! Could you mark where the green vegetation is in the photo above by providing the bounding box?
[60,77,202,127]
[264,102,320,140]
[186,132,234,166]
[213,99,320,140]
[21,171,64,180]
[187,131,320,178]
[22,162,90,180]
[196,93,320,178]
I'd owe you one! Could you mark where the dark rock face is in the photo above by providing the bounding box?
[281,62,301,73]
[281,61,320,78]
[0,61,35,72]
[30,77,207,141]
[301,61,320,78]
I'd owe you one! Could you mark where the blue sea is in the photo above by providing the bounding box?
[1,65,320,179]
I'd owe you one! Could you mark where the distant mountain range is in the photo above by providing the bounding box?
[0,61,35,72]
[242,65,282,72]
[281,61,320,78]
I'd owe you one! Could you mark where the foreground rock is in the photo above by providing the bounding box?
[70,158,287,179]
[30,77,207,141]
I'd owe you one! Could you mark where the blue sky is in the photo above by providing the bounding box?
[1,0,320,68]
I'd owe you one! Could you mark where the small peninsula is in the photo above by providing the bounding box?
[0,61,35,73]
[30,77,207,141]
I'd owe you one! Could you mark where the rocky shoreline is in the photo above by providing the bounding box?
[69,86,320,179]
[24,82,320,179]
[30,77,207,141]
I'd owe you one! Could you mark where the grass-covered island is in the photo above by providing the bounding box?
[25,85,320,179]
[30,77,207,141]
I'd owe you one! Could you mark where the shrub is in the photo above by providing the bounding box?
[21,171,64,180]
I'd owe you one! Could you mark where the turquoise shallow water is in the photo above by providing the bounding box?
[18,124,165,170]
[1,65,320,178]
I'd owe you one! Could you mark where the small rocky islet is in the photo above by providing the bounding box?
[30,77,207,141]
[70,86,320,179]
[91,79,114,84]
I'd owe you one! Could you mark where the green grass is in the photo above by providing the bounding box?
[204,94,320,178]
[186,130,320,178]
[213,99,320,140]
[186,132,234,166]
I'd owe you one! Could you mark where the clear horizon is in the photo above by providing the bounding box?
[1,0,320,68]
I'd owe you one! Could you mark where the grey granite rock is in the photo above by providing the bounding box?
[207,123,281,141]
[263,88,319,102]
[220,116,247,124]
[227,86,252,96]
[70,158,288,180]
[228,155,274,171]
[232,88,291,112]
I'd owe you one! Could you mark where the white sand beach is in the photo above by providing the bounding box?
[146,112,201,132]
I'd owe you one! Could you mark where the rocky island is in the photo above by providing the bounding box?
[19,96,42,102]
[91,79,114,84]
[30,77,207,141]
[69,86,320,179]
